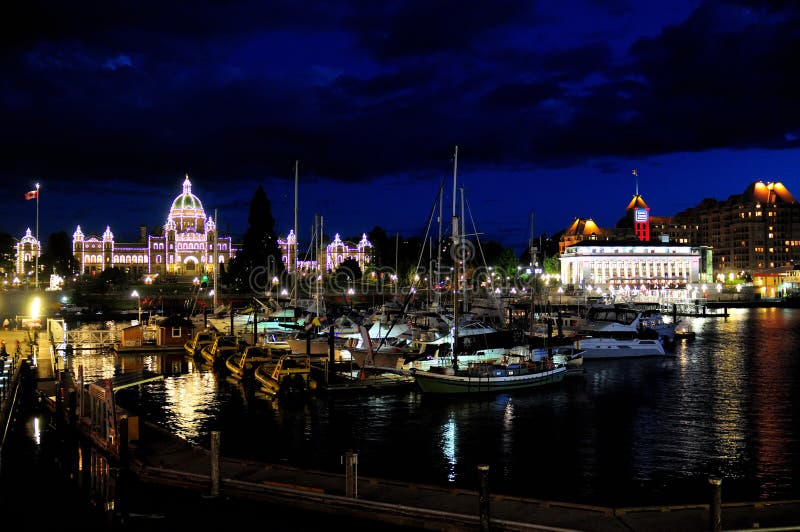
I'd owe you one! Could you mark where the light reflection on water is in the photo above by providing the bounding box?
[66,308,800,506]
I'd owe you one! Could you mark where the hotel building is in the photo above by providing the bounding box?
[559,190,712,290]
[651,181,800,277]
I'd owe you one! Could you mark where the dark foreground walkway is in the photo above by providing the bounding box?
[128,418,800,531]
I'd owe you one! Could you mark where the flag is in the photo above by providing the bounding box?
[24,189,38,200]
[631,169,638,176]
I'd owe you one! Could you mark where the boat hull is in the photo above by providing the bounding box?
[411,366,566,394]
[577,338,666,359]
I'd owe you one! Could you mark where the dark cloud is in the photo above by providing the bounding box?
[4,0,800,250]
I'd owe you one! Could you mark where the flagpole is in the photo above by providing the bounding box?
[35,182,40,290]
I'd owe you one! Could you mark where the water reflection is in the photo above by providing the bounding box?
[62,308,800,506]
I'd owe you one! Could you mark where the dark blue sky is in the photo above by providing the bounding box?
[4,1,800,254]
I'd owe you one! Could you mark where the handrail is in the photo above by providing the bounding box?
[0,357,25,475]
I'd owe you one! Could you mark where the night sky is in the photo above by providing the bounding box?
[4,1,800,255]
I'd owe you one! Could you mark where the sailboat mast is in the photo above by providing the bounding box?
[436,186,443,309]
[451,146,459,363]
[292,160,299,304]
[315,214,325,316]
[460,185,468,314]
[213,208,218,309]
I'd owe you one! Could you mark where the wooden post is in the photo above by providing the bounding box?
[344,450,358,498]
[67,388,77,432]
[708,477,721,532]
[478,464,490,531]
[118,415,129,467]
[252,307,257,346]
[328,325,335,360]
[210,431,221,498]
[115,414,130,528]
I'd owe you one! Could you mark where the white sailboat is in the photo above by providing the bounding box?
[410,146,567,394]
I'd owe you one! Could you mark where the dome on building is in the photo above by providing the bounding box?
[169,175,206,219]
[167,175,206,232]
[19,227,38,245]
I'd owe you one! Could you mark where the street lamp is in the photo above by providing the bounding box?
[131,290,141,324]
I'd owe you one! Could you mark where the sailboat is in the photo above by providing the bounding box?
[410,146,567,394]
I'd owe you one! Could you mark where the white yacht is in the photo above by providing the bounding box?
[576,304,668,359]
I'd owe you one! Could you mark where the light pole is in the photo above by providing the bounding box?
[35,182,40,290]
[131,290,141,324]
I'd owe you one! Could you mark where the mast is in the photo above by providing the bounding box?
[451,146,459,367]
[213,208,218,309]
[315,214,325,316]
[529,210,535,321]
[317,214,325,316]
[460,185,468,314]
[292,160,299,305]
[436,186,443,309]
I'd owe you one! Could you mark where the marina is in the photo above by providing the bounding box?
[3,305,800,530]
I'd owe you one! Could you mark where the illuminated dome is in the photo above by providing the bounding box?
[168,175,206,231]
[170,175,205,214]
[19,227,38,245]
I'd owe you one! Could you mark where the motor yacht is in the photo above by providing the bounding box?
[576,304,668,359]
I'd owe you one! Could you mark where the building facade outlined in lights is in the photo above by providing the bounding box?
[559,182,713,291]
[15,175,374,282]
[70,176,238,280]
[278,231,373,274]
[15,228,41,278]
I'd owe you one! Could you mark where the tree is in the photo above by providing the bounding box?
[41,231,79,276]
[519,232,560,266]
[91,267,129,294]
[543,256,560,274]
[0,232,15,281]
[226,185,284,292]
[475,240,505,266]
[368,226,390,268]
[336,257,362,281]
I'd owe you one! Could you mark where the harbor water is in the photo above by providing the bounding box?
[56,307,800,507]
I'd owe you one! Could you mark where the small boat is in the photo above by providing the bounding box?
[550,346,585,374]
[316,326,415,392]
[199,334,245,367]
[320,365,415,392]
[673,321,696,340]
[411,352,567,394]
[184,329,216,359]
[254,353,315,398]
[225,345,273,381]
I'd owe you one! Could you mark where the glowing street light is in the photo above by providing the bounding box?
[131,290,141,324]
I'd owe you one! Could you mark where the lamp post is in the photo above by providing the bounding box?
[131,290,141,324]
[34,182,40,290]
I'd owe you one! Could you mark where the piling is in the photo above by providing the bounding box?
[210,431,221,498]
[344,449,358,498]
[708,477,721,532]
[478,464,491,531]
